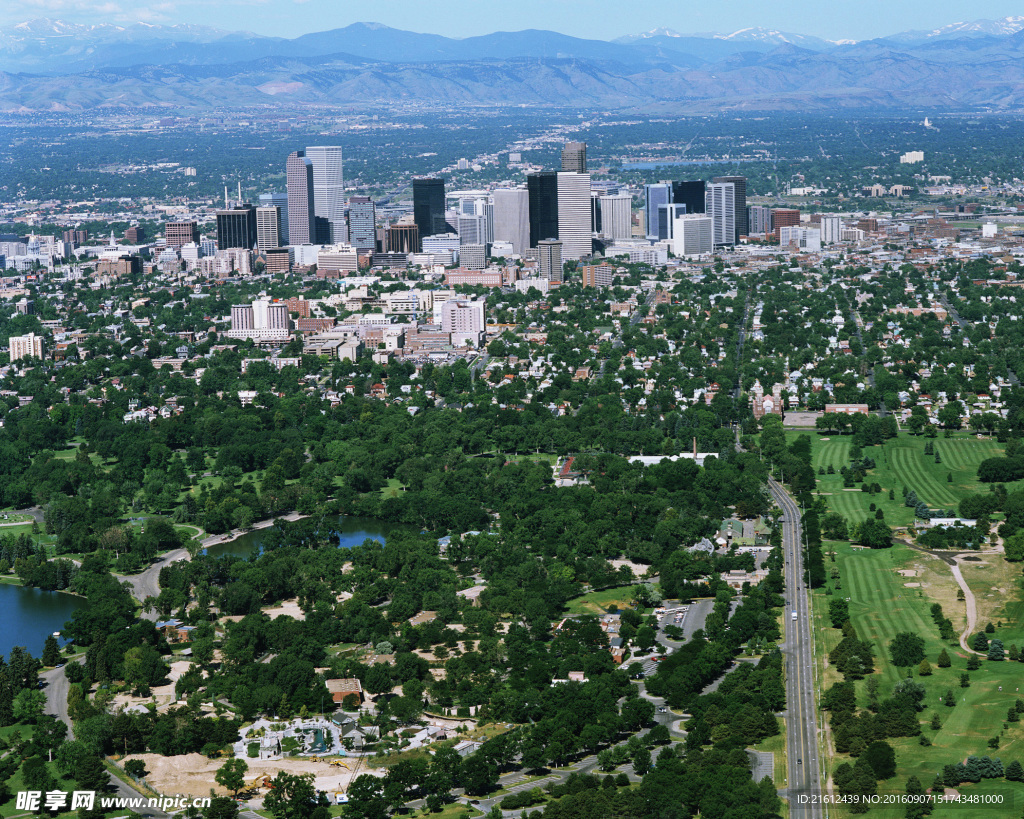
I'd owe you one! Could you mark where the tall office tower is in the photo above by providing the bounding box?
[644,183,672,238]
[820,215,842,244]
[527,172,559,248]
[706,182,736,247]
[771,208,801,233]
[259,193,289,243]
[166,220,200,249]
[413,177,446,238]
[491,188,530,254]
[672,180,706,215]
[256,207,281,251]
[561,142,587,173]
[286,151,315,245]
[671,214,714,257]
[458,244,488,270]
[457,214,487,246]
[712,175,747,242]
[266,302,290,330]
[657,203,687,241]
[556,172,592,260]
[314,217,332,245]
[347,196,376,252]
[538,239,563,283]
[387,223,421,253]
[306,146,345,242]
[598,194,632,240]
[216,204,257,249]
[748,205,772,235]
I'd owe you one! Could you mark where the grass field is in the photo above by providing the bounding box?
[810,538,1024,817]
[563,585,639,615]
[790,431,1009,528]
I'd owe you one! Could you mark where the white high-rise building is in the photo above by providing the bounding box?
[820,216,842,244]
[706,182,736,247]
[491,188,529,255]
[556,172,592,260]
[306,146,345,243]
[9,332,44,362]
[598,194,632,240]
[441,299,486,347]
[259,193,288,244]
[671,214,714,257]
[779,226,822,252]
[256,207,281,251]
[457,214,488,246]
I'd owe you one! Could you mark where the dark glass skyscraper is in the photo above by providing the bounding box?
[413,177,446,238]
[672,181,706,215]
[216,204,257,249]
[712,175,747,242]
[527,172,559,248]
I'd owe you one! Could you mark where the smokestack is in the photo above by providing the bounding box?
[693,437,697,457]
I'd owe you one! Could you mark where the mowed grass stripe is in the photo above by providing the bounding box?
[890,446,959,508]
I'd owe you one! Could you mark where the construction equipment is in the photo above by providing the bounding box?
[329,759,350,769]
[333,792,349,805]
[250,775,274,790]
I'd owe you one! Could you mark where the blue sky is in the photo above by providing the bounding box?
[8,0,1024,42]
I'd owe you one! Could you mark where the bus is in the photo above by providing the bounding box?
[791,611,798,621]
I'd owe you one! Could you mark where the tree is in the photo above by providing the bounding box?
[987,639,1005,661]
[917,660,932,676]
[41,635,61,668]
[864,740,897,780]
[215,758,249,797]
[125,759,148,780]
[631,583,662,609]
[1006,760,1024,782]
[972,632,989,652]
[937,649,951,668]
[12,688,46,723]
[631,746,651,776]
[264,772,325,819]
[889,632,926,668]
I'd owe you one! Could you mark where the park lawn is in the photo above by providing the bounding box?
[790,430,1008,529]
[813,539,1024,817]
[0,524,36,539]
[564,585,639,615]
[379,478,405,498]
[752,731,786,789]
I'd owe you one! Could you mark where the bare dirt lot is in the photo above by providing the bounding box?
[121,752,379,799]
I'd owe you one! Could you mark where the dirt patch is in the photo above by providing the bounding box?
[110,660,193,713]
[609,558,648,578]
[904,582,921,588]
[897,569,920,577]
[122,752,380,799]
[263,599,306,621]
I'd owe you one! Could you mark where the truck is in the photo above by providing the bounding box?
[791,611,798,621]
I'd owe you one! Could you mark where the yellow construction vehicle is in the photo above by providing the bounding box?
[250,775,275,790]
[328,759,350,769]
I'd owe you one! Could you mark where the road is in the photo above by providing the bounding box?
[41,663,170,818]
[114,547,190,617]
[768,477,823,819]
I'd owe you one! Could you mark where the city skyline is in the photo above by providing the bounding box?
[4,3,1024,46]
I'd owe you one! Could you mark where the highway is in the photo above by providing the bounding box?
[768,477,823,819]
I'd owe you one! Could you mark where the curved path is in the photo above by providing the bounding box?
[948,559,980,654]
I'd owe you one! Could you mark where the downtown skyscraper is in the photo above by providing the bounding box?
[306,146,345,243]
[286,150,315,246]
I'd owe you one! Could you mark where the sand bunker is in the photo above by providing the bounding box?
[904,582,921,588]
[897,569,920,577]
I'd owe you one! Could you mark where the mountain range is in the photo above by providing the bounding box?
[4,16,1024,112]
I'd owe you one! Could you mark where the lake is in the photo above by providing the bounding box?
[204,515,411,559]
[0,583,86,661]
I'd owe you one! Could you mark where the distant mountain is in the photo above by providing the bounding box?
[8,16,1024,112]
[885,15,1024,44]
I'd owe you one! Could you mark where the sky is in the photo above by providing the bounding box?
[6,0,1024,42]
